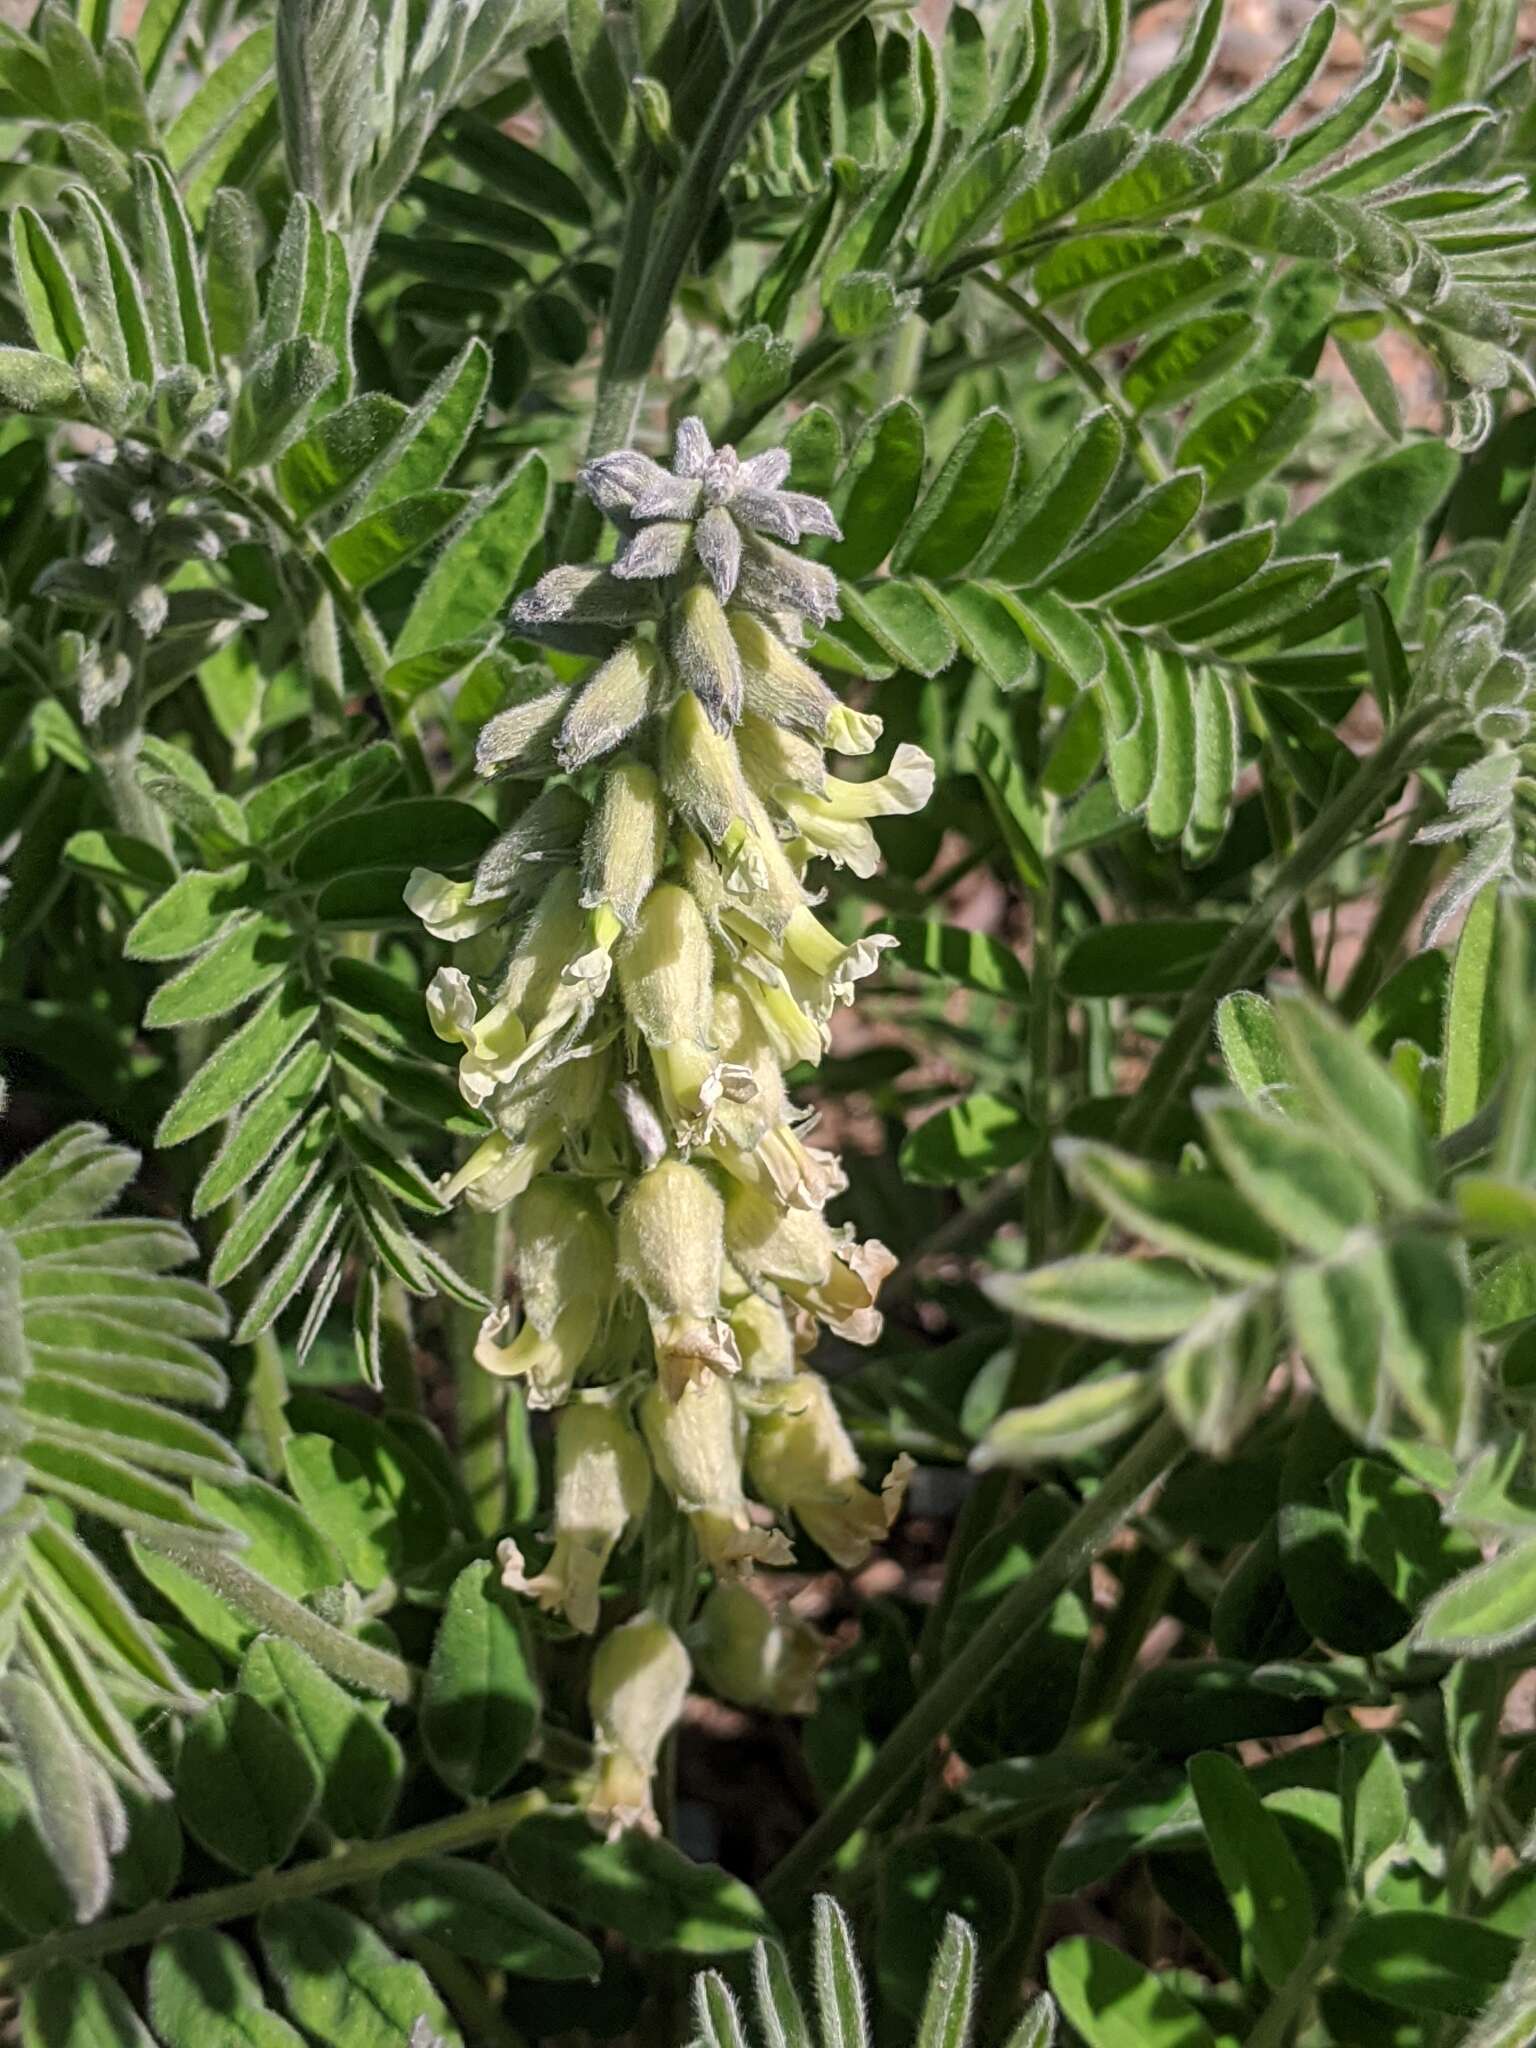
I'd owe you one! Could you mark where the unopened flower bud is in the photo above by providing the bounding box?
[581,761,667,930]
[587,1612,691,1836]
[731,610,838,741]
[475,1178,615,1406]
[694,1581,828,1715]
[500,1396,651,1633]
[617,1160,741,1396]
[471,787,589,908]
[618,884,715,1049]
[724,1183,894,1345]
[580,449,674,517]
[746,1371,914,1570]
[511,563,655,630]
[694,504,742,602]
[662,688,750,843]
[617,883,740,1136]
[669,582,743,735]
[736,535,840,627]
[476,675,572,780]
[558,639,663,772]
[729,1291,800,1382]
[639,1375,793,1576]
[614,520,692,581]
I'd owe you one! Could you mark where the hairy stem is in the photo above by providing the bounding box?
[1118,700,1462,1154]
[448,1205,508,1534]
[0,1791,552,1984]
[1336,796,1444,1019]
[1242,1920,1351,2048]
[761,1414,1185,1916]
[137,1534,417,1704]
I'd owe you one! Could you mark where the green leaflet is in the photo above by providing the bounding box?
[421,1561,540,1798]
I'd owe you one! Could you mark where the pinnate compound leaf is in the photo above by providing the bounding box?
[174,1693,319,1875]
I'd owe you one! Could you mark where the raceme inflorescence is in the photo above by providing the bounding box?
[409,419,931,1833]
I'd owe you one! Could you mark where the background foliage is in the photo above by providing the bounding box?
[5,0,1536,2045]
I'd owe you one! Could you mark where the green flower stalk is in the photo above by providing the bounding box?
[412,418,930,1831]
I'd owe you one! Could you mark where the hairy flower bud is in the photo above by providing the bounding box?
[587,1612,691,1836]
[662,688,750,844]
[500,1395,651,1633]
[639,1374,793,1576]
[746,1372,914,1570]
[731,610,838,741]
[729,1290,800,1382]
[472,787,589,908]
[617,883,745,1139]
[475,674,572,780]
[669,581,743,732]
[475,1178,615,1407]
[581,761,667,931]
[558,639,664,772]
[693,1580,828,1715]
[617,1160,740,1396]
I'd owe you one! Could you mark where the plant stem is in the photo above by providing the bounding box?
[246,1329,291,1476]
[137,1534,417,1704]
[1336,796,1443,1019]
[974,277,1169,487]
[448,1205,508,1534]
[0,1791,552,1984]
[1027,847,1060,1265]
[760,1414,1186,1917]
[1118,700,1462,1155]
[1241,1920,1350,2048]
[184,460,431,791]
[96,733,174,860]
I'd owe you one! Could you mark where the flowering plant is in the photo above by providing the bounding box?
[2,1,1536,2045]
